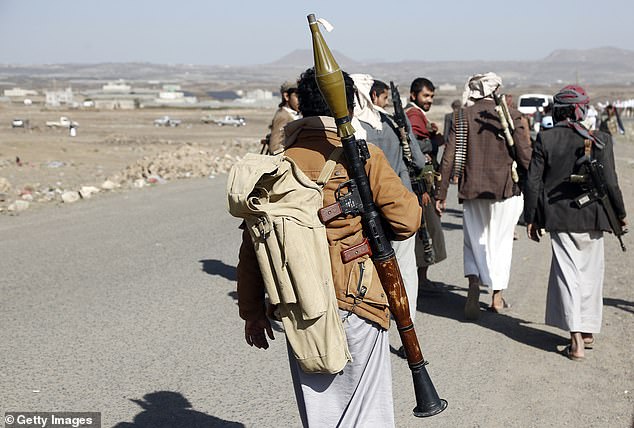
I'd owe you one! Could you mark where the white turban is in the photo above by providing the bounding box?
[350,73,382,131]
[462,72,503,106]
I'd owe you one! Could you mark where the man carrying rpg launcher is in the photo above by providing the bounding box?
[523,85,627,361]
[236,67,421,426]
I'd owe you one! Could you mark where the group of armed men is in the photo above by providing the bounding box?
[236,69,628,427]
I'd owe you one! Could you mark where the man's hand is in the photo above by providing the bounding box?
[527,223,542,242]
[619,217,629,235]
[421,192,431,206]
[435,199,446,216]
[430,122,439,135]
[245,318,275,350]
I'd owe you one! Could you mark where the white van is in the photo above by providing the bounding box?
[517,93,553,115]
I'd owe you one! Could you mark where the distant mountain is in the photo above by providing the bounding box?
[0,47,632,90]
[266,49,358,69]
[543,47,634,64]
[261,46,634,87]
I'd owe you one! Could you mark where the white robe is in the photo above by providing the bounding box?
[462,196,523,290]
[288,311,394,428]
[546,231,604,333]
[392,235,419,322]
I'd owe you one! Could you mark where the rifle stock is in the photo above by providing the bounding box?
[307,13,447,417]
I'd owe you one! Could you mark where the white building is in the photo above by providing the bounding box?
[45,87,74,106]
[102,80,132,93]
[244,89,273,100]
[4,88,38,97]
[438,83,457,92]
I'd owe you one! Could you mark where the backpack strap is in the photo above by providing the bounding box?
[316,147,343,187]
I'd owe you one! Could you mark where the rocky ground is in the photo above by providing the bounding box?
[0,106,269,214]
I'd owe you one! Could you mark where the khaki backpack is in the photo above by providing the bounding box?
[226,151,351,374]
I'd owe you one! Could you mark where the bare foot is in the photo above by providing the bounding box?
[490,291,510,312]
[567,332,585,360]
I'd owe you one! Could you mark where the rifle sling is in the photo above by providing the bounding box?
[316,147,343,187]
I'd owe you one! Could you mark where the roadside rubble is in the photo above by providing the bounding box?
[0,139,259,215]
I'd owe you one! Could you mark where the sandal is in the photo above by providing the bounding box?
[562,345,584,362]
[583,338,595,349]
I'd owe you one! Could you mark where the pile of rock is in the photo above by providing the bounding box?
[0,139,260,214]
[107,140,258,187]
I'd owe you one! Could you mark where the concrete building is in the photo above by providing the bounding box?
[244,88,273,100]
[102,80,132,93]
[4,88,38,97]
[45,87,74,106]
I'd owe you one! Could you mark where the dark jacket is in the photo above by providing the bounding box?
[523,126,626,232]
[437,99,532,202]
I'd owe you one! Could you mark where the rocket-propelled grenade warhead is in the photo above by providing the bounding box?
[307,14,356,139]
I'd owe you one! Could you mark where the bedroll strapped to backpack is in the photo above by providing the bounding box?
[226,152,352,374]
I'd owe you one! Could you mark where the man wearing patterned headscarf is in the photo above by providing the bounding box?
[436,72,532,320]
[523,85,627,361]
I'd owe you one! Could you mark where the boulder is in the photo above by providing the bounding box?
[0,177,11,193]
[101,180,117,190]
[79,186,100,199]
[61,191,81,203]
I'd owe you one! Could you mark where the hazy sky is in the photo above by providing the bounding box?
[1,0,632,65]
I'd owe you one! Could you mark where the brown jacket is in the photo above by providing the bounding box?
[437,99,531,201]
[237,116,421,329]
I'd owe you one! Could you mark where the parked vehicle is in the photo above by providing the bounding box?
[517,94,553,116]
[11,118,28,128]
[153,116,181,127]
[214,115,246,127]
[46,116,78,128]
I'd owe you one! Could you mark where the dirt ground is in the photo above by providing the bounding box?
[0,105,273,212]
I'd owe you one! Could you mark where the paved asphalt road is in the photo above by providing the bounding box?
[1,177,632,428]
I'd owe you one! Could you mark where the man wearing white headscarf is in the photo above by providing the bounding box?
[436,72,532,320]
[351,74,427,325]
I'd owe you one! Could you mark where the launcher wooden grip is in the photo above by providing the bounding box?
[318,201,343,223]
[340,238,372,264]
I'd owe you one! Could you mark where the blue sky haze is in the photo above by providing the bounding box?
[0,0,632,65]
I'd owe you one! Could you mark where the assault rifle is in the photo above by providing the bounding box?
[492,90,519,183]
[390,81,434,264]
[308,13,447,418]
[570,158,627,251]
